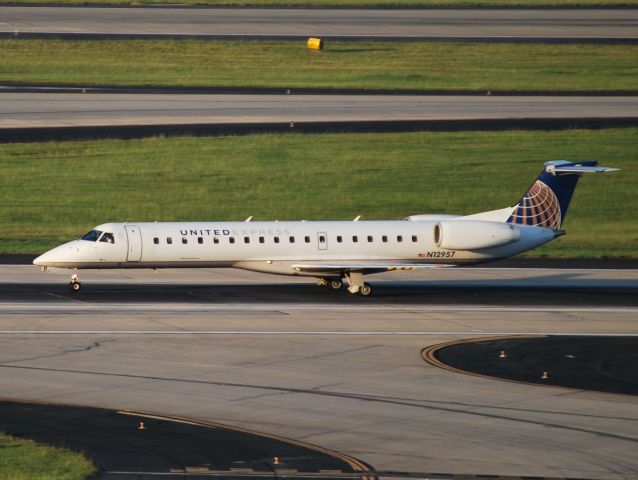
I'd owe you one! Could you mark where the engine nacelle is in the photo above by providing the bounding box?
[434,220,521,251]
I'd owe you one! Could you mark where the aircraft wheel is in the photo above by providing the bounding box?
[69,281,81,292]
[360,283,372,296]
[329,280,343,290]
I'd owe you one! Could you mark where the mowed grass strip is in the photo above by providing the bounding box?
[2,39,637,92]
[1,129,636,257]
[0,432,95,480]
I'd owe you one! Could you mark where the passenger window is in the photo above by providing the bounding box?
[337,236,342,243]
[274,236,279,243]
[352,236,358,243]
[305,236,310,243]
[244,237,250,244]
[81,230,102,242]
[198,237,203,244]
[412,235,418,242]
[213,237,219,244]
[289,236,295,243]
[153,237,159,245]
[259,236,265,244]
[182,238,188,244]
[99,232,115,244]
[382,235,388,243]
[367,235,373,243]
[167,237,172,245]
[229,237,235,244]
[397,235,403,242]
[319,235,326,243]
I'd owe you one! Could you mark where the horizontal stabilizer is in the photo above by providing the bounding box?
[546,164,620,175]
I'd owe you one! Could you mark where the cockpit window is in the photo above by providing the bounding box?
[99,232,115,244]
[81,230,102,242]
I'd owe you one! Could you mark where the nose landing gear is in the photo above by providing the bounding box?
[69,273,81,292]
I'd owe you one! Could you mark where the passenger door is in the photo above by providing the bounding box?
[125,225,143,262]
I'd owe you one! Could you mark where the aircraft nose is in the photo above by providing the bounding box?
[33,249,56,267]
[33,242,77,267]
[33,253,44,266]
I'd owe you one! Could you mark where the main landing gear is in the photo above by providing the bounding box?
[359,283,372,296]
[319,273,372,296]
[345,272,372,296]
[69,273,81,292]
[318,278,343,290]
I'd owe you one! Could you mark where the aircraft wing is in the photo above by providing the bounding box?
[291,262,457,274]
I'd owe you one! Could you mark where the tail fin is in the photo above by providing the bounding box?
[507,160,619,230]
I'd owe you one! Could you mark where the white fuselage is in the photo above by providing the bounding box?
[33,219,556,277]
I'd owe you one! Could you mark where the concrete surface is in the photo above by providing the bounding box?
[1,266,637,479]
[1,7,637,40]
[2,94,637,129]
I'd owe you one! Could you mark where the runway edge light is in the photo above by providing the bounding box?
[307,37,324,51]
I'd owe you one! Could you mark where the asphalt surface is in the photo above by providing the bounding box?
[0,401,368,479]
[4,264,638,306]
[2,7,637,41]
[2,267,638,479]
[2,281,637,307]
[428,336,638,395]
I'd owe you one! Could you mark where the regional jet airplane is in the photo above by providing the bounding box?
[34,161,616,296]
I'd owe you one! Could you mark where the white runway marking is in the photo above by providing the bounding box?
[0,303,636,313]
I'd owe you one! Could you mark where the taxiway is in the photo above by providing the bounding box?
[2,93,637,129]
[1,266,637,479]
[1,7,637,41]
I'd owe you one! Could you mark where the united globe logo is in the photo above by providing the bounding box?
[508,180,562,230]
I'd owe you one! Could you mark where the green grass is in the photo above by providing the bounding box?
[4,0,638,6]
[1,129,636,257]
[2,39,637,92]
[0,432,95,480]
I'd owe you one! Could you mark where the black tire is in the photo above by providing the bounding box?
[70,282,81,292]
[329,280,343,290]
[360,283,372,296]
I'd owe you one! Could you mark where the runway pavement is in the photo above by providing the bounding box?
[1,7,637,41]
[2,93,637,129]
[1,266,638,479]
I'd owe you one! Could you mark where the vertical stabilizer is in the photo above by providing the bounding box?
[507,160,616,230]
